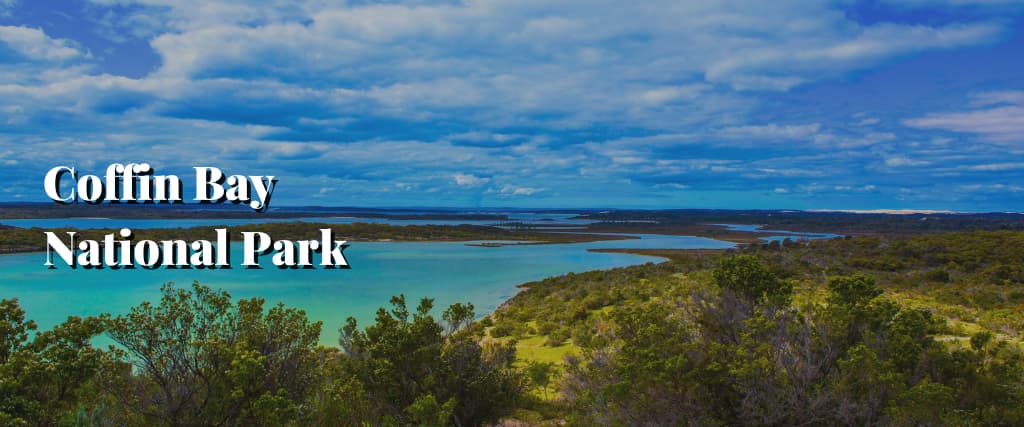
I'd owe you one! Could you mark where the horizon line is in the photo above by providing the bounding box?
[0,202,1020,215]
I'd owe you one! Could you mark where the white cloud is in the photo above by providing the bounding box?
[906,107,1024,141]
[970,90,1024,106]
[632,85,709,106]
[704,22,1000,90]
[0,26,86,61]
[834,184,877,192]
[958,183,1024,193]
[719,123,822,140]
[498,184,543,196]
[94,0,1008,130]
[885,156,931,167]
[452,173,490,187]
[751,168,826,178]
[0,1,1019,208]
[904,91,1024,143]
[961,162,1024,171]
[814,132,896,148]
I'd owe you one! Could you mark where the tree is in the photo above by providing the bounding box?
[827,274,883,308]
[886,379,954,426]
[0,299,115,426]
[443,302,475,336]
[0,299,35,364]
[526,361,557,398]
[340,295,525,426]
[106,281,322,426]
[712,255,791,306]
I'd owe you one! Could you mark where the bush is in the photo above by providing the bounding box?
[535,320,558,336]
[923,269,951,283]
[544,328,571,347]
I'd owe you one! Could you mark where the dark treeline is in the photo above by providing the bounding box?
[8,206,1024,236]
[2,230,1023,425]
[578,209,1024,234]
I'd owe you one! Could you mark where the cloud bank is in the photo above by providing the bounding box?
[0,0,1022,210]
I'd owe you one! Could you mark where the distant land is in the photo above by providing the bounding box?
[0,202,516,220]
[0,202,1019,218]
[4,204,1024,255]
[807,209,1024,215]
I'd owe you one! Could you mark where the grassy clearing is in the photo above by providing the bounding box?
[484,321,580,366]
[514,334,579,365]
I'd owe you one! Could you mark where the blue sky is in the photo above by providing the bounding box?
[0,0,1022,210]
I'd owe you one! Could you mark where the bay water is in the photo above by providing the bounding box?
[0,233,734,345]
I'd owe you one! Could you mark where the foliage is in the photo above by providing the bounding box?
[713,254,792,306]
[0,299,117,426]
[103,281,323,425]
[340,295,526,426]
[525,361,558,398]
[561,266,1024,425]
[2,229,1024,425]
[495,232,1024,425]
[1,284,527,426]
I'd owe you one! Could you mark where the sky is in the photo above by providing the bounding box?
[0,0,1022,210]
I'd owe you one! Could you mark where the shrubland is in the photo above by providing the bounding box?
[1,230,1023,425]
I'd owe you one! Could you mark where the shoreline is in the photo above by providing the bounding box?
[0,222,640,254]
[0,220,786,255]
[0,224,822,350]
[0,232,641,256]
[492,247,734,314]
[0,228,729,348]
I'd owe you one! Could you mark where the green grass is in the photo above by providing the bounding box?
[482,321,580,365]
[514,334,579,365]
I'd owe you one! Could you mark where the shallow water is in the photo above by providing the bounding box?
[0,233,733,345]
[712,223,840,241]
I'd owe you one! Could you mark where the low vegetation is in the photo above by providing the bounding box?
[1,283,526,426]
[1,230,1022,425]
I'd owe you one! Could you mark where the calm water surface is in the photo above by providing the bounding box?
[712,223,839,241]
[0,233,733,344]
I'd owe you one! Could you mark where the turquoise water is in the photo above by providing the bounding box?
[0,233,733,345]
[712,223,839,241]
